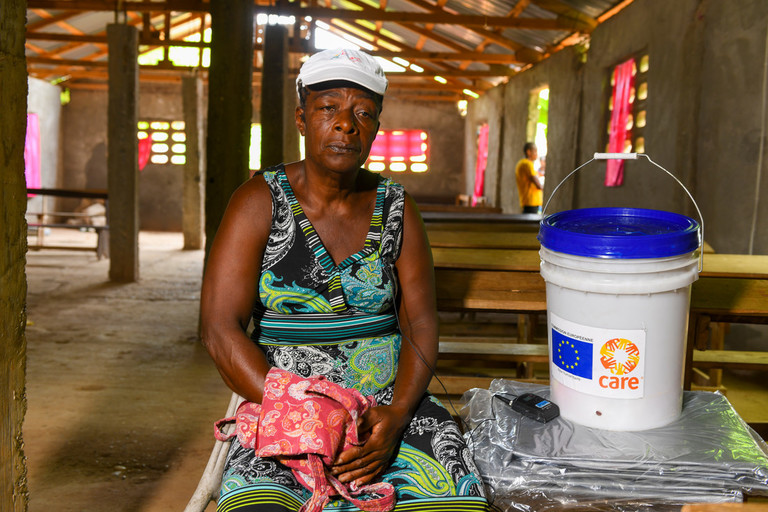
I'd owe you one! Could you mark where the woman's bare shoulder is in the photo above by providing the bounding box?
[227,172,273,215]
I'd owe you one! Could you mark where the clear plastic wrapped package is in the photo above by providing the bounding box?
[460,379,768,512]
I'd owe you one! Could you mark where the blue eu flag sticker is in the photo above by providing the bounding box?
[553,330,593,379]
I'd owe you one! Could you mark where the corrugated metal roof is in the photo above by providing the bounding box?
[25,0,631,98]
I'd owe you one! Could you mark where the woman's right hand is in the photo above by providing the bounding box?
[330,403,411,487]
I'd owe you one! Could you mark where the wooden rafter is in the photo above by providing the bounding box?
[334,0,502,92]
[318,14,462,74]
[256,5,595,31]
[26,31,208,48]
[459,1,530,71]
[26,11,80,31]
[27,1,597,31]
[400,0,527,53]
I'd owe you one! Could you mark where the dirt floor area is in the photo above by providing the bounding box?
[24,230,223,512]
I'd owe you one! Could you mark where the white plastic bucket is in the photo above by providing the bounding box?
[538,154,702,431]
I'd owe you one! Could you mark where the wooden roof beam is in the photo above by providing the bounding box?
[400,0,526,52]
[28,56,512,77]
[257,5,596,32]
[27,0,596,32]
[322,2,494,90]
[27,0,210,13]
[322,19,481,88]
[26,11,79,31]
[375,49,521,64]
[460,1,530,70]
[531,0,598,31]
[26,31,208,48]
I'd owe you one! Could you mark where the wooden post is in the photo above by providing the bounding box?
[182,72,205,250]
[0,0,30,509]
[205,0,254,259]
[261,23,289,169]
[107,24,140,282]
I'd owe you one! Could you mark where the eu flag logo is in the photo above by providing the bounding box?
[553,330,593,379]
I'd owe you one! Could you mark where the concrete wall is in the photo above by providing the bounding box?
[27,77,63,215]
[62,83,192,231]
[464,86,504,206]
[467,0,768,254]
[696,0,768,254]
[61,85,463,229]
[364,97,466,204]
[466,46,583,214]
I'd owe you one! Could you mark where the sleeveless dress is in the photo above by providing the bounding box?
[217,165,488,512]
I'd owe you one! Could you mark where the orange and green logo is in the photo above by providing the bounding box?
[600,338,640,375]
[598,338,641,390]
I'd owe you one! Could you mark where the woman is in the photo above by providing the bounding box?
[200,48,488,512]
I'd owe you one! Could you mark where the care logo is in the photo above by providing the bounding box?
[598,338,641,390]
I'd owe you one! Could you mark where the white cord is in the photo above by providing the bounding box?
[749,22,768,254]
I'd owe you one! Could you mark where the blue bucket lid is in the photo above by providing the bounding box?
[538,207,700,259]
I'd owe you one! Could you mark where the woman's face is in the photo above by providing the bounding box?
[297,86,381,175]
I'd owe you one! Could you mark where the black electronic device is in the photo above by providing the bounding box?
[494,392,560,423]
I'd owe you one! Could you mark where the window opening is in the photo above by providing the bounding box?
[472,123,490,206]
[365,130,430,174]
[526,87,549,175]
[137,120,186,166]
[604,53,649,186]
[248,124,305,171]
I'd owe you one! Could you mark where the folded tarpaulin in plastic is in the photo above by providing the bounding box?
[460,379,768,512]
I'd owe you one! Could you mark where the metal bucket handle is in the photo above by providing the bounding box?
[542,152,704,272]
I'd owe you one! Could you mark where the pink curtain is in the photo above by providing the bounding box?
[472,123,489,206]
[25,113,42,197]
[138,137,152,171]
[605,58,635,187]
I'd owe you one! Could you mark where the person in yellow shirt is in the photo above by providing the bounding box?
[515,142,544,214]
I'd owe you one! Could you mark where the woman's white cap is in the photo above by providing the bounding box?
[296,49,388,96]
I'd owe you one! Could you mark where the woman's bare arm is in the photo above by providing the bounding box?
[199,176,273,403]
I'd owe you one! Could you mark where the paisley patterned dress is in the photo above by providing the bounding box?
[217,165,488,512]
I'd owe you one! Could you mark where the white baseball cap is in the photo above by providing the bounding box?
[296,49,388,96]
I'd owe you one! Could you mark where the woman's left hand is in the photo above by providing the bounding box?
[330,404,411,487]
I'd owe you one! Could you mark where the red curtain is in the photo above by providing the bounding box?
[138,137,152,171]
[605,58,635,187]
[472,123,489,206]
[25,113,42,197]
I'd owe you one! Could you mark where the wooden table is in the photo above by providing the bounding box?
[27,188,110,259]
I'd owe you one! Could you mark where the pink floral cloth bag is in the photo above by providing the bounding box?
[214,368,396,512]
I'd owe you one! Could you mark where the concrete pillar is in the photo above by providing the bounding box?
[0,0,30,509]
[261,24,295,168]
[107,24,140,282]
[182,72,205,250]
[205,0,254,258]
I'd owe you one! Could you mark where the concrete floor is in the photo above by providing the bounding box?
[22,229,768,511]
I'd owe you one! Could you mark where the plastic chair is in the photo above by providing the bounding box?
[184,392,245,512]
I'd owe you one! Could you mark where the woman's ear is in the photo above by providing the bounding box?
[295,106,306,136]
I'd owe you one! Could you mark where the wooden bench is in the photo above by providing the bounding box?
[430,249,768,398]
[427,229,541,250]
[27,188,109,259]
[429,338,743,402]
[417,203,502,214]
[685,277,768,389]
[421,211,541,233]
